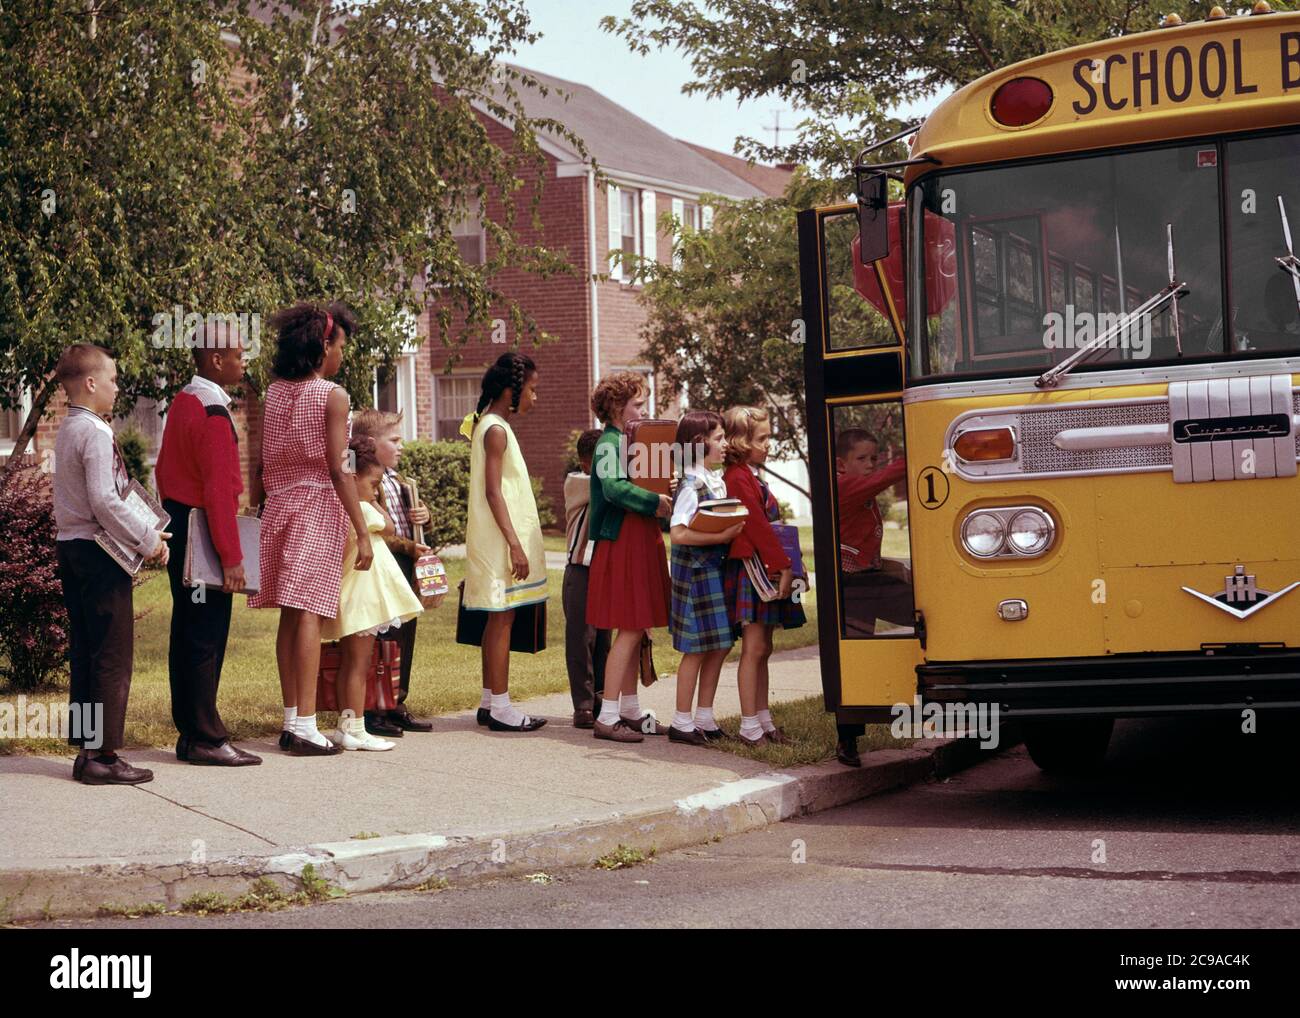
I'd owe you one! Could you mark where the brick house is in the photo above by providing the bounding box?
[4,55,802,522]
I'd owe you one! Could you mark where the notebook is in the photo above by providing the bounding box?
[183,509,261,594]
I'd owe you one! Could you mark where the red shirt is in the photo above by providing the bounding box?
[155,388,244,567]
[837,458,905,571]
[723,464,791,573]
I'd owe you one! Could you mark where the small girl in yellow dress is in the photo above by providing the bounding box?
[321,433,424,751]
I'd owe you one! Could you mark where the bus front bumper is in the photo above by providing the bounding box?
[916,648,1300,719]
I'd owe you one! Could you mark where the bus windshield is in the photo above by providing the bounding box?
[909,129,1300,381]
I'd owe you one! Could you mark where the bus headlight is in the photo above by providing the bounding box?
[961,511,1006,558]
[960,505,1057,560]
[1007,509,1054,555]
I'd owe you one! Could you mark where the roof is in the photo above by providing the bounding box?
[504,65,765,199]
[679,142,794,197]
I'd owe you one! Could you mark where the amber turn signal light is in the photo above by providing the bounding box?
[954,427,1017,462]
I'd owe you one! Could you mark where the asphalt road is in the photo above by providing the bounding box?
[28,715,1300,929]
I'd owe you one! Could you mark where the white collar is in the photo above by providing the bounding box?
[69,404,113,437]
[189,374,232,407]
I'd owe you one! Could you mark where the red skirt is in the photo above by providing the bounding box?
[587,511,671,631]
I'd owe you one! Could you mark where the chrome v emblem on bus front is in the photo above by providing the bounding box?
[1181,565,1300,619]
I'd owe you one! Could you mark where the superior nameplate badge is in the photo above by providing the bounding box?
[1181,564,1300,620]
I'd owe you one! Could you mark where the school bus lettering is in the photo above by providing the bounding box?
[1283,31,1300,88]
[1070,36,1271,115]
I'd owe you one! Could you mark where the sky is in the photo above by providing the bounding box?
[507,0,945,163]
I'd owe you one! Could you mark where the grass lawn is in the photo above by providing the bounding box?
[710,695,912,768]
[2,553,822,754]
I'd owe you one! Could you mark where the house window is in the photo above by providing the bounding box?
[452,200,485,265]
[373,353,418,441]
[435,375,481,441]
[620,188,639,262]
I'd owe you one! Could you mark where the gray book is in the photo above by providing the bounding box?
[183,508,261,595]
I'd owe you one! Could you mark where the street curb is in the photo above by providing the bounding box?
[0,732,1016,923]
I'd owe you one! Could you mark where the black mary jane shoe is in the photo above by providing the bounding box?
[486,714,547,733]
[287,733,342,757]
[187,741,263,767]
[476,707,491,727]
[76,754,154,786]
[836,739,862,768]
[279,730,294,751]
[364,712,404,738]
[387,708,433,733]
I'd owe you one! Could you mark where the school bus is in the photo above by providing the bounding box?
[798,4,1300,770]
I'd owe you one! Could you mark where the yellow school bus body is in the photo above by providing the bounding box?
[802,10,1300,747]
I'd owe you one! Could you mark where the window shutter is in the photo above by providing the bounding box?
[640,189,656,268]
[701,204,714,231]
[607,183,622,282]
[671,198,685,270]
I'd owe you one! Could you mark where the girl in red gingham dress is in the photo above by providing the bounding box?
[250,303,373,757]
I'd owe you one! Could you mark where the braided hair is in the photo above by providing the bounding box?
[472,351,536,427]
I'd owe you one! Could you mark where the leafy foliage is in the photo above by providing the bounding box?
[1,0,589,485]
[398,439,470,551]
[0,470,69,691]
[115,426,153,490]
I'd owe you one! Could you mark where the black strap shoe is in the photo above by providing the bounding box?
[279,729,294,751]
[486,714,547,732]
[364,712,404,737]
[186,741,263,766]
[76,754,154,785]
[388,708,433,732]
[287,733,343,756]
[476,707,491,727]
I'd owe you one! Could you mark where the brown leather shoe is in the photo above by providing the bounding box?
[594,718,644,743]
[737,730,767,747]
[573,709,595,729]
[763,726,790,745]
[668,726,709,746]
[623,713,667,735]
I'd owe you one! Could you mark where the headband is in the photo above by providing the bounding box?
[321,310,334,344]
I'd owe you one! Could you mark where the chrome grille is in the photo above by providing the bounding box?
[1019,403,1171,473]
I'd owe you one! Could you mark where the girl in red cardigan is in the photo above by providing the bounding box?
[722,406,805,745]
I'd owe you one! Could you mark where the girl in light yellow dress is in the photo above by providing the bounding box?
[321,434,423,750]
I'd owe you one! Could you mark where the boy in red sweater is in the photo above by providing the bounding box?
[154,321,261,766]
[834,428,912,767]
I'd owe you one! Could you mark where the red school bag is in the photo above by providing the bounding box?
[316,640,401,713]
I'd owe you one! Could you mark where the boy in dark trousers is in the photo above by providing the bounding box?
[53,344,170,785]
[563,429,609,728]
[155,321,262,766]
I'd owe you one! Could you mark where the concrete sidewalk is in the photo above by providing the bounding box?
[0,647,988,921]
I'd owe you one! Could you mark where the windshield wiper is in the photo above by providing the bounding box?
[1275,195,1300,315]
[1037,224,1189,389]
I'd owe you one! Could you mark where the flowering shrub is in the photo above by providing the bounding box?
[0,470,69,690]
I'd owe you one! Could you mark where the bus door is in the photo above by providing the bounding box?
[798,204,924,726]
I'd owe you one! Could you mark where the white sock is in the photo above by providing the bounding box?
[694,706,716,730]
[490,692,527,726]
[479,688,492,710]
[739,715,764,740]
[598,699,621,727]
[296,714,328,747]
[757,709,776,733]
[672,711,695,732]
[283,706,298,731]
[619,693,642,719]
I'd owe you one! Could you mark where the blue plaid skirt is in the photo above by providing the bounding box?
[669,544,735,653]
[724,557,807,632]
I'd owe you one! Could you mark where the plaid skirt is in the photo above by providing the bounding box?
[669,544,734,654]
[724,557,807,632]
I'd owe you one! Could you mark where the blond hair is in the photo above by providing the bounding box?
[723,405,770,466]
[54,344,112,388]
[351,408,403,440]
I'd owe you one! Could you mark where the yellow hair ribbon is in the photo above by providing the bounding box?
[458,411,477,441]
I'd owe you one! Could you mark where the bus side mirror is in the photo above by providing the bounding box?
[855,167,889,265]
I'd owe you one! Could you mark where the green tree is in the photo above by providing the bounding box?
[0,0,587,486]
[602,1,1293,169]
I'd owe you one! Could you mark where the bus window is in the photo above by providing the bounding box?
[912,142,1224,378]
[823,211,903,351]
[1226,129,1300,353]
[830,402,914,638]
